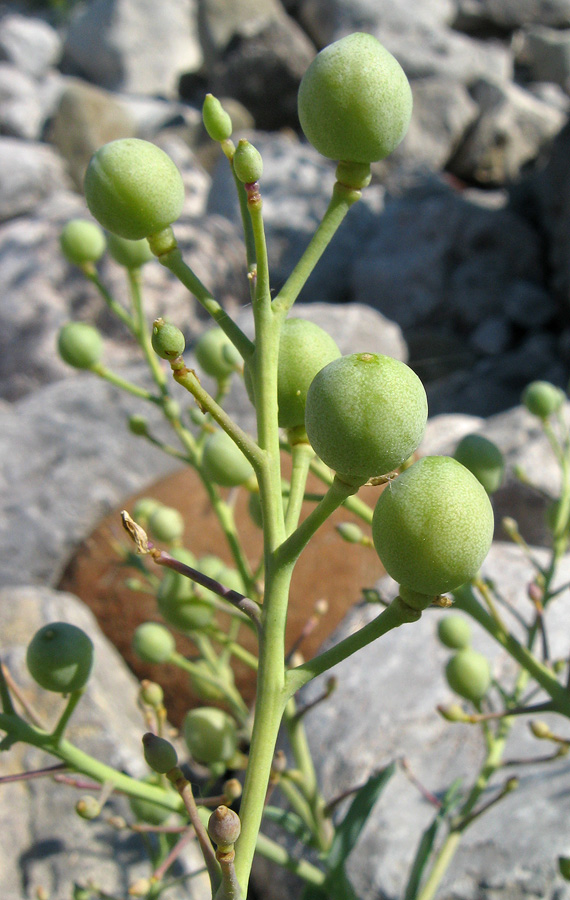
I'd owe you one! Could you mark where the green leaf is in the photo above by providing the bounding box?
[326,761,396,873]
[301,867,360,900]
[403,778,463,900]
[263,805,313,844]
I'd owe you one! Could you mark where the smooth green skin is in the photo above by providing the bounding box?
[26,623,94,693]
[522,380,566,418]
[84,138,185,240]
[305,353,427,482]
[445,648,491,703]
[143,733,178,774]
[437,614,472,650]
[132,496,160,524]
[106,232,153,269]
[372,456,494,595]
[183,707,238,765]
[132,622,175,664]
[190,659,235,703]
[233,139,263,184]
[128,414,148,436]
[57,322,103,370]
[151,320,185,360]
[195,327,241,379]
[158,577,214,633]
[129,775,172,825]
[202,429,254,487]
[298,32,412,164]
[202,93,233,142]
[147,505,185,543]
[453,433,504,495]
[60,219,106,265]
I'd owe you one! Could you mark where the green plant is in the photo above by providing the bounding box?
[3,30,570,900]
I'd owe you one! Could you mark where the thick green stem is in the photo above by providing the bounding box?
[285,440,314,535]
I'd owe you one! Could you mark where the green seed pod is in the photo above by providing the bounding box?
[453,433,504,495]
[26,622,94,693]
[129,775,172,825]
[183,707,238,765]
[208,805,241,849]
[202,93,233,142]
[157,549,215,632]
[128,414,148,436]
[147,505,185,543]
[132,497,160,525]
[132,622,175,664]
[84,138,184,240]
[372,456,494,595]
[233,139,263,184]
[305,353,427,483]
[195,327,241,379]
[106,232,154,269]
[445,648,491,703]
[202,429,254,487]
[151,318,185,361]
[60,219,106,266]
[298,32,412,164]
[522,380,566,418]
[437,615,472,650]
[57,322,103,370]
[142,732,178,774]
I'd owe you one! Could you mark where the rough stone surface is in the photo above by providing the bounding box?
[0,10,61,78]
[454,0,570,31]
[0,62,44,139]
[515,25,570,91]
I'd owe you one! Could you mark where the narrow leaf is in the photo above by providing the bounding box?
[403,778,464,900]
[264,805,313,844]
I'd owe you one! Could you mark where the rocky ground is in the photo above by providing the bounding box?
[3,1,570,898]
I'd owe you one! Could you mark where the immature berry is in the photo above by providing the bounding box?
[305,353,427,483]
[298,32,412,164]
[208,806,241,848]
[445,648,491,703]
[372,456,494,595]
[106,232,153,269]
[142,732,178,774]
[195,327,241,379]
[132,496,160,524]
[60,219,106,266]
[437,615,472,650]
[57,322,103,370]
[132,622,175,664]
[453,433,504,494]
[276,318,341,428]
[183,707,238,765]
[151,318,185,361]
[202,429,254,487]
[129,775,172,825]
[202,93,233,142]
[84,138,185,240]
[148,504,185,543]
[522,380,566,418]
[233,139,263,184]
[26,622,94,693]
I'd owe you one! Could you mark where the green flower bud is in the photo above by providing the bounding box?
[195,327,241,379]
[372,457,494,596]
[453,433,504,495]
[202,93,233,142]
[106,232,154,269]
[208,805,241,849]
[233,139,263,184]
[336,522,364,544]
[26,622,94,694]
[84,138,185,240]
[437,615,472,650]
[57,322,103,370]
[522,381,566,418]
[445,648,491,703]
[183,707,238,765]
[305,353,427,484]
[148,504,185,542]
[140,679,164,707]
[142,732,178,774]
[60,219,106,266]
[128,414,148,436]
[202,429,254,487]
[151,318,185,360]
[129,775,171,825]
[298,32,412,164]
[132,622,175,664]
[76,796,101,820]
[131,497,160,525]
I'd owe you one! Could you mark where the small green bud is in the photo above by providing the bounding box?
[128,414,148,436]
[445,648,491,704]
[202,93,233,142]
[76,796,101,820]
[522,381,565,418]
[142,732,178,774]
[84,138,185,240]
[132,497,160,524]
[530,720,552,740]
[60,219,106,266]
[57,322,103,370]
[233,139,263,184]
[195,327,241,379]
[132,622,175,664]
[437,615,472,650]
[26,622,94,693]
[223,778,242,802]
[163,397,180,421]
[140,679,164,707]
[151,318,185,360]
[202,429,254,487]
[438,703,469,722]
[106,232,154,269]
[148,505,185,542]
[183,707,238,765]
[453,433,504,495]
[336,522,364,544]
[208,805,241,849]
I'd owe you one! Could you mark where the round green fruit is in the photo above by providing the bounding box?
[26,622,94,693]
[298,33,412,164]
[106,232,153,269]
[305,352,427,483]
[453,433,504,495]
[276,318,341,428]
[133,622,175,664]
[202,430,254,487]
[129,775,172,825]
[445,648,491,703]
[372,456,494,595]
[183,707,238,765]
[57,322,103,370]
[60,219,106,266]
[195,328,241,379]
[142,732,178,774]
[522,381,565,419]
[84,138,185,240]
[151,319,185,361]
[437,615,472,650]
[147,505,185,543]
[132,497,160,525]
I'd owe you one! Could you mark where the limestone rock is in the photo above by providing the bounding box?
[0,11,61,78]
[0,137,70,221]
[0,62,44,139]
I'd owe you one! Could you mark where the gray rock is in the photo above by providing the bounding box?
[62,0,203,96]
[454,0,570,31]
[450,78,566,186]
[298,0,457,44]
[0,11,61,78]
[0,585,209,900]
[0,137,70,221]
[114,92,202,143]
[0,61,43,139]
[515,25,570,90]
[531,121,570,308]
